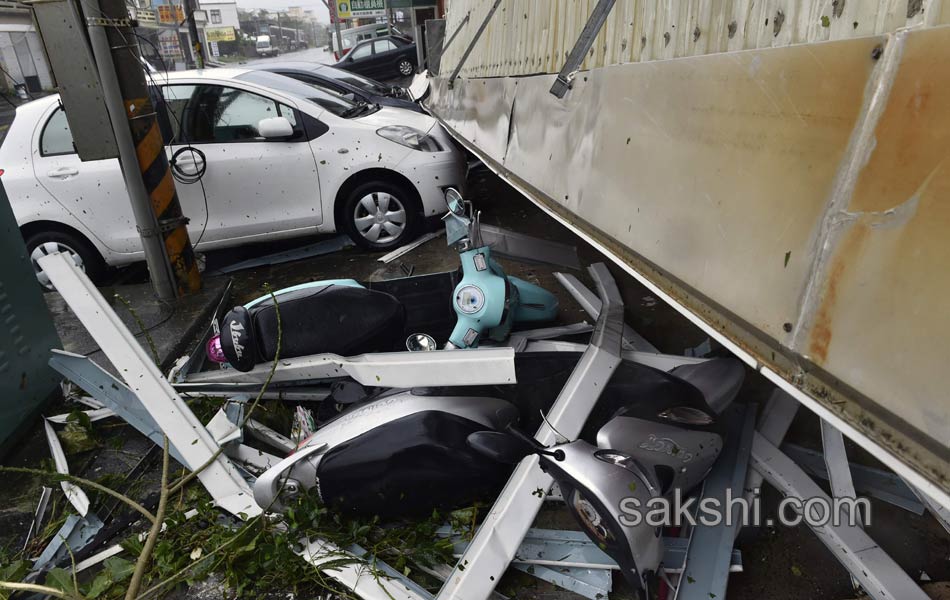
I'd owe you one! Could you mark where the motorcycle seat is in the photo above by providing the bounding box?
[670,358,745,414]
[220,285,406,372]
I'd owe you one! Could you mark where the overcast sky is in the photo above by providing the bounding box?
[235,0,330,22]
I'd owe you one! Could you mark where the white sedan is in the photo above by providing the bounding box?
[1,68,464,284]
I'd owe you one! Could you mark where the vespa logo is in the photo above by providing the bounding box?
[229,320,246,359]
[639,435,694,463]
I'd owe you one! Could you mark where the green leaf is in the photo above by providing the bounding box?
[45,568,76,594]
[85,571,114,599]
[821,15,831,27]
[784,251,791,268]
[791,564,803,577]
[0,560,30,582]
[104,556,135,582]
[628,481,637,493]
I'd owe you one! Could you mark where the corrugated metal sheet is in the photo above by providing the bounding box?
[428,16,950,503]
[440,0,949,77]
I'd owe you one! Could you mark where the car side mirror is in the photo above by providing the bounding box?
[258,116,294,139]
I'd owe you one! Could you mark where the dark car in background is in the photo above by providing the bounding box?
[252,61,424,113]
[335,35,417,80]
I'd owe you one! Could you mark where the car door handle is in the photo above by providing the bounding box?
[47,167,79,178]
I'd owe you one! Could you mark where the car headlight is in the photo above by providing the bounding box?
[377,125,442,151]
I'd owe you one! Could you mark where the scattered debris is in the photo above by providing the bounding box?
[213,235,354,274]
[378,230,444,263]
[43,419,90,517]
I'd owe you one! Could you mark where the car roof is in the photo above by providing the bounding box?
[163,67,253,81]
[254,61,324,74]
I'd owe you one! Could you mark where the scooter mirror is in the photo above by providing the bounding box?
[467,431,535,464]
[406,333,437,351]
[445,188,465,216]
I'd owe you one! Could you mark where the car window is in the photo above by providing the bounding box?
[162,84,296,143]
[236,71,360,118]
[312,67,391,95]
[373,39,397,53]
[40,107,75,156]
[350,43,372,60]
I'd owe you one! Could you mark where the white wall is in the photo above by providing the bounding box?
[199,0,239,29]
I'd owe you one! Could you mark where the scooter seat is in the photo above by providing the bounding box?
[220,285,406,371]
[670,358,745,414]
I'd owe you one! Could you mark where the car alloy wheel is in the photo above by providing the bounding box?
[30,241,83,290]
[353,191,407,245]
[398,59,414,76]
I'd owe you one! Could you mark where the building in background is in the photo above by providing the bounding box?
[199,0,238,58]
[130,0,208,71]
[0,1,53,95]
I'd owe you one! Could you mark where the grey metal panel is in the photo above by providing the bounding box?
[30,0,118,160]
[0,181,60,454]
[438,0,950,78]
[426,25,950,504]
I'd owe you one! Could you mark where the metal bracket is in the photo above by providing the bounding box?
[549,0,617,98]
[443,10,471,52]
[158,215,190,233]
[447,0,504,88]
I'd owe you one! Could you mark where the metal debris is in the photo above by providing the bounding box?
[43,418,90,517]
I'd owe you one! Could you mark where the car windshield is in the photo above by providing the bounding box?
[236,71,361,118]
[314,66,393,96]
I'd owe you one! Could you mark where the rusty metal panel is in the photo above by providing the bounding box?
[794,25,950,446]
[440,0,949,78]
[428,25,950,502]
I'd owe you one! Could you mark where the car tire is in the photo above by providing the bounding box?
[397,58,415,77]
[25,229,107,289]
[340,180,420,251]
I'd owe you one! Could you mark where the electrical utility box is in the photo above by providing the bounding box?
[29,0,119,161]
[0,182,62,455]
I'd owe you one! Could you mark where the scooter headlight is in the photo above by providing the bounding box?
[571,489,615,546]
[376,125,443,151]
[455,285,485,314]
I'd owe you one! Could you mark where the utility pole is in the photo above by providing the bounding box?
[182,0,206,68]
[85,0,202,299]
[384,0,393,34]
[321,0,343,57]
[276,10,282,51]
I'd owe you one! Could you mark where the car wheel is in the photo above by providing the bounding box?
[397,58,414,77]
[25,229,106,290]
[341,181,420,251]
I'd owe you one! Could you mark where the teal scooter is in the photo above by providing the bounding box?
[442,188,558,349]
[208,188,559,370]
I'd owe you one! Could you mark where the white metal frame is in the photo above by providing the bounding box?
[751,433,928,600]
[39,252,258,518]
[184,346,518,388]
